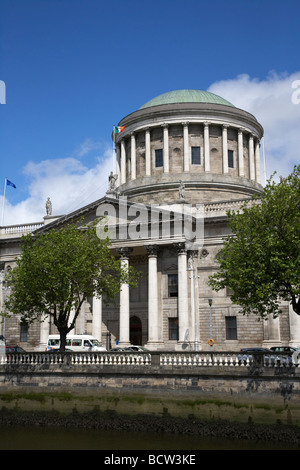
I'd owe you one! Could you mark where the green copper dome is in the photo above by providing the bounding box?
[140,89,235,109]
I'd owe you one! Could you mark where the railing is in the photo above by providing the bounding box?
[0,223,44,236]
[1,350,297,368]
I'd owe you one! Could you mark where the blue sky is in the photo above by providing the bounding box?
[0,0,299,224]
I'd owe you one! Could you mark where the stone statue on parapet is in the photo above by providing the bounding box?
[46,197,52,216]
[107,171,119,196]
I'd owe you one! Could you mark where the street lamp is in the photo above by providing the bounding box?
[187,253,199,351]
[208,298,213,350]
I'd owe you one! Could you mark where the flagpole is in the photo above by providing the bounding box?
[1,177,7,226]
[112,125,116,174]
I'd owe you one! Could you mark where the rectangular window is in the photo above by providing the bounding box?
[168,318,179,340]
[168,274,178,297]
[191,146,201,165]
[20,322,28,342]
[225,316,237,340]
[228,150,234,168]
[155,149,163,167]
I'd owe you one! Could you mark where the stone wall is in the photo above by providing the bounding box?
[1,362,300,426]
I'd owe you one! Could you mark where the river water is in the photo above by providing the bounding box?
[0,426,298,450]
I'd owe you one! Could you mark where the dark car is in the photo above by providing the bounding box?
[238,348,271,365]
[270,346,299,354]
[270,346,300,366]
[5,345,27,353]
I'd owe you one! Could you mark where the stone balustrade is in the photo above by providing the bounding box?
[2,350,296,368]
[0,223,44,238]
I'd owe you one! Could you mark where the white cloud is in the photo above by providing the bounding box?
[1,142,114,225]
[208,71,300,183]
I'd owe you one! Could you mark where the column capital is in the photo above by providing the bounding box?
[187,249,199,260]
[146,244,160,257]
[181,121,189,127]
[161,122,169,128]
[173,242,187,255]
[118,247,133,259]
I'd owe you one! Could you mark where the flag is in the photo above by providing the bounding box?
[7,179,16,188]
[114,126,125,134]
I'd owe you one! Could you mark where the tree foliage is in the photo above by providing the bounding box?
[3,220,140,351]
[209,165,300,319]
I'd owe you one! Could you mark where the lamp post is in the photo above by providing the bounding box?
[208,298,213,350]
[187,252,199,351]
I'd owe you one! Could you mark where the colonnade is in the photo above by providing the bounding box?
[115,122,261,186]
[35,236,300,349]
[38,243,193,349]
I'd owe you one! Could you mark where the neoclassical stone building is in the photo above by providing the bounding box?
[1,89,299,351]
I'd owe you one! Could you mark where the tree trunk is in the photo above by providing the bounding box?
[58,328,68,353]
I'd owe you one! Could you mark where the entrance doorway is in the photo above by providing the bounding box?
[130,316,142,345]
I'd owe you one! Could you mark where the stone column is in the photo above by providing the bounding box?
[146,245,161,347]
[249,134,255,181]
[130,133,136,181]
[222,125,228,174]
[204,122,210,172]
[118,247,132,346]
[183,122,189,172]
[162,124,169,173]
[263,315,280,347]
[188,250,199,349]
[120,139,126,185]
[145,128,151,176]
[40,317,50,350]
[175,243,189,345]
[69,306,76,332]
[238,128,244,177]
[92,295,102,342]
[255,139,261,184]
[116,145,121,187]
[78,299,85,334]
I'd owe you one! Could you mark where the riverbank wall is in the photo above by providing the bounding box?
[1,353,300,428]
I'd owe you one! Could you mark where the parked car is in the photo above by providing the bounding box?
[6,345,27,353]
[238,348,272,365]
[270,346,300,354]
[270,346,300,366]
[125,345,149,352]
[109,345,149,352]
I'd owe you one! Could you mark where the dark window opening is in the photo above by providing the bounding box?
[20,322,29,342]
[168,274,178,297]
[191,146,201,165]
[155,149,163,167]
[228,150,234,168]
[168,318,179,340]
[225,316,237,340]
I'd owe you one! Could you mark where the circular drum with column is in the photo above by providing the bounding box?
[113,89,264,207]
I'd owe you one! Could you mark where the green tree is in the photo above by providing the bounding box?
[3,221,140,352]
[209,165,300,319]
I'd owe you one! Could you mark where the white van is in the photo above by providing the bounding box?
[46,334,106,352]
